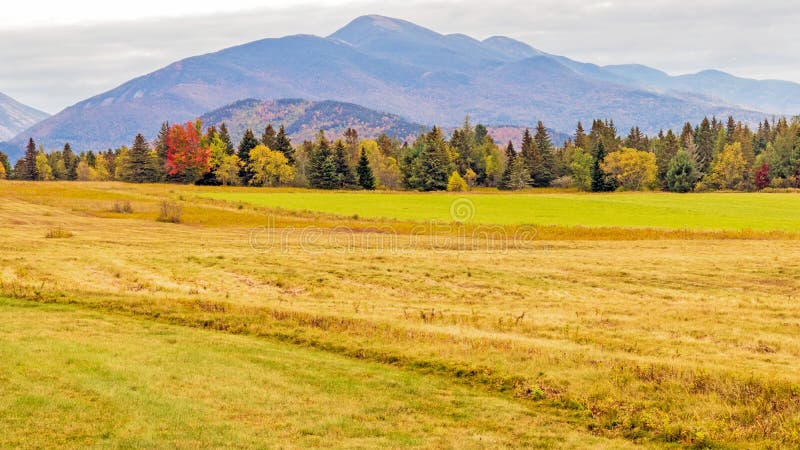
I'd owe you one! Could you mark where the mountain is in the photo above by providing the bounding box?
[8,14,788,153]
[199,98,424,144]
[603,65,800,114]
[0,92,49,154]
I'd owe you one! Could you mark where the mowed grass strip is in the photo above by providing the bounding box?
[197,189,800,232]
[0,299,636,449]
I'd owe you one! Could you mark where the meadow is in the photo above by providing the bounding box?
[198,189,800,232]
[1,180,799,448]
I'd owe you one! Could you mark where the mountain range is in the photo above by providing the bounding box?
[0,92,49,142]
[4,14,800,161]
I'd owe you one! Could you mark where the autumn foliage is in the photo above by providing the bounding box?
[165,121,210,176]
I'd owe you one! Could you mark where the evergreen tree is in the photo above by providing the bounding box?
[218,123,235,155]
[154,122,170,180]
[274,125,294,163]
[498,141,515,190]
[126,134,158,183]
[656,129,680,185]
[531,121,554,187]
[62,143,78,180]
[520,128,534,173]
[591,141,615,192]
[343,128,359,162]
[418,127,453,191]
[726,116,737,143]
[356,147,375,190]
[308,131,338,189]
[474,124,488,145]
[508,155,532,190]
[261,124,276,149]
[695,117,714,175]
[238,129,259,183]
[19,138,38,180]
[574,122,587,149]
[333,140,356,188]
[666,150,697,192]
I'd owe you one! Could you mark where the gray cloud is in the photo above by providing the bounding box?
[2,0,799,114]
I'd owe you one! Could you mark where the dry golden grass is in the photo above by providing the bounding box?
[1,180,799,448]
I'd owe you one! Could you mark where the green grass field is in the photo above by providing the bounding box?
[198,189,800,231]
[2,180,800,448]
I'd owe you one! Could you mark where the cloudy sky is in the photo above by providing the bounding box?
[2,0,798,114]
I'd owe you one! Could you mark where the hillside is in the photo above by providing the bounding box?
[199,98,424,144]
[7,15,785,153]
[0,92,49,146]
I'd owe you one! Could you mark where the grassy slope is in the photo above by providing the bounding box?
[0,299,634,449]
[197,189,800,231]
[2,181,800,447]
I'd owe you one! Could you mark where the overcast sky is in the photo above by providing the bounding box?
[2,0,798,114]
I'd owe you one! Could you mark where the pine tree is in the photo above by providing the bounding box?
[591,141,614,192]
[20,138,38,180]
[656,129,680,186]
[218,123,235,155]
[519,128,534,174]
[261,124,276,149]
[238,129,259,183]
[356,147,375,190]
[333,140,356,188]
[154,122,170,180]
[726,116,736,143]
[274,125,294,163]
[126,134,158,183]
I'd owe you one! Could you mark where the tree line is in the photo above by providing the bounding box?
[3,115,799,192]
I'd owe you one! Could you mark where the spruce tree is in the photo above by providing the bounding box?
[218,123,235,155]
[666,150,697,192]
[274,125,294,163]
[333,140,356,188]
[694,117,714,175]
[531,121,554,187]
[308,131,338,189]
[591,141,614,192]
[238,129,259,183]
[62,143,78,180]
[575,122,587,149]
[418,126,453,191]
[20,138,38,180]
[498,141,516,190]
[154,122,170,180]
[520,128,534,173]
[261,124,276,149]
[127,134,158,183]
[356,147,375,190]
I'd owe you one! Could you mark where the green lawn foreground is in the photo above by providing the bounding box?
[197,190,800,232]
[0,298,637,449]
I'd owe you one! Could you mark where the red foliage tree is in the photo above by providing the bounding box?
[165,121,210,176]
[754,163,770,190]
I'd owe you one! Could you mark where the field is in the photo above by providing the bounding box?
[1,180,799,448]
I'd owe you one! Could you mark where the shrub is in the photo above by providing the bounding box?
[550,175,573,189]
[45,226,73,239]
[447,171,468,192]
[111,201,133,214]
[157,201,183,223]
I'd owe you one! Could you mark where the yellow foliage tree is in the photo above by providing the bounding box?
[707,142,748,190]
[35,152,54,181]
[447,171,468,192]
[0,162,6,179]
[248,145,295,186]
[600,147,657,190]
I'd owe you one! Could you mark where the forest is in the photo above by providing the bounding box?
[3,115,800,193]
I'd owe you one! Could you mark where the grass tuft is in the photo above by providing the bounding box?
[157,201,183,223]
[45,226,73,239]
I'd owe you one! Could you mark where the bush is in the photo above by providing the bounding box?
[550,175,573,189]
[447,171,468,192]
[45,226,73,239]
[111,201,133,214]
[157,201,183,223]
